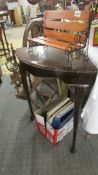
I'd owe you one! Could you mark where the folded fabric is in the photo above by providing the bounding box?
[81,45,98,134]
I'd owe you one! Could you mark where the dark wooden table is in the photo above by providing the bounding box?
[16,46,97,153]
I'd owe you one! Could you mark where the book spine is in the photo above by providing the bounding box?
[47,98,70,118]
[57,103,74,119]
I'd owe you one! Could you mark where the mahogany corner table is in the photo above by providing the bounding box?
[16,46,97,153]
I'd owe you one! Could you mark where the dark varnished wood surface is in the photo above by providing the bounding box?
[16,46,97,85]
[16,46,97,153]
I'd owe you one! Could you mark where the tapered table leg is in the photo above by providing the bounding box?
[19,63,34,120]
[0,77,2,84]
[70,86,88,153]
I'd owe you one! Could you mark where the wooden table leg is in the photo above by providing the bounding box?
[70,86,89,153]
[19,63,34,120]
[2,24,9,51]
[0,78,2,84]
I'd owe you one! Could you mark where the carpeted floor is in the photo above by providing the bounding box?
[0,76,98,175]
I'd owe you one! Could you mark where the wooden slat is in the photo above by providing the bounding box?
[44,20,88,32]
[38,37,84,47]
[32,38,66,50]
[30,37,81,51]
[44,10,89,21]
[44,29,87,44]
[44,29,75,42]
[37,37,68,46]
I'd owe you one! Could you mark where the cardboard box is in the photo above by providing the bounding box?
[35,113,73,144]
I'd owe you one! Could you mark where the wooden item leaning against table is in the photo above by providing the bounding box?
[29,10,90,61]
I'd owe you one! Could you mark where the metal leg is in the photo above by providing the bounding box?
[2,25,9,51]
[0,77,2,84]
[19,63,34,120]
[70,86,88,153]
[1,38,7,57]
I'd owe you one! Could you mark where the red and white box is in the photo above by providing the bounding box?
[35,113,73,144]
[89,24,98,46]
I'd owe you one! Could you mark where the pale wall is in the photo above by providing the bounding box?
[18,0,38,17]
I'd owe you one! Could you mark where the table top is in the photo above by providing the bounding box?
[0,11,8,16]
[16,46,97,85]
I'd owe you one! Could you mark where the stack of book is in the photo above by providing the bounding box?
[35,97,74,144]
